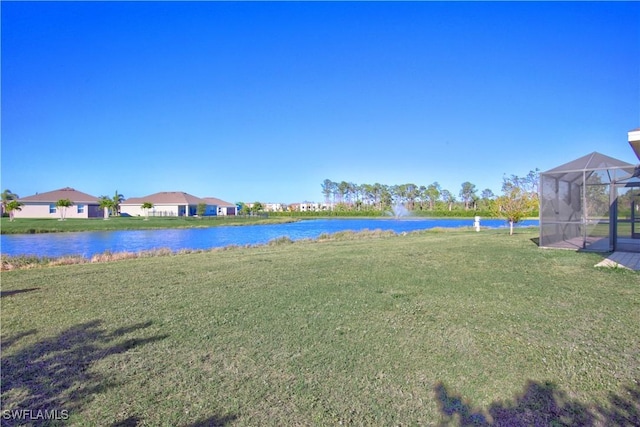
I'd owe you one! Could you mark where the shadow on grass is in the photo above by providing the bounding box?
[1,320,168,426]
[181,414,238,427]
[1,287,40,298]
[435,379,639,426]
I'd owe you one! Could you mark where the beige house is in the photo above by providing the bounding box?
[120,191,212,217]
[202,197,237,216]
[14,187,102,219]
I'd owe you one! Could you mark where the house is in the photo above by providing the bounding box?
[202,197,237,216]
[263,203,285,212]
[13,187,102,219]
[539,129,640,253]
[120,191,213,217]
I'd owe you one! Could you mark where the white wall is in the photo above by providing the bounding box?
[13,202,93,219]
[121,204,180,217]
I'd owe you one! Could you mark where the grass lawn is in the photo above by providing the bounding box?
[1,228,638,425]
[0,216,297,234]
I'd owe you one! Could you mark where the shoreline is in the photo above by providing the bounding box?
[0,214,538,235]
[0,226,540,271]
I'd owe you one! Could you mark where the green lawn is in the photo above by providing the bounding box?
[0,216,297,234]
[1,228,638,426]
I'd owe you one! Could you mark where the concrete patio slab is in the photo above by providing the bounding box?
[595,252,640,271]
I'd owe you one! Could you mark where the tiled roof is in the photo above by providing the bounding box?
[202,197,236,207]
[18,187,100,203]
[122,191,206,205]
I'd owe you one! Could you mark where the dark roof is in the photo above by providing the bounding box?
[542,152,637,184]
[543,152,634,174]
[18,187,100,203]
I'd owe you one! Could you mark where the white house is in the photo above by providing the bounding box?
[202,197,237,216]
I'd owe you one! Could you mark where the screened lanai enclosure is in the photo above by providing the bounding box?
[540,152,640,253]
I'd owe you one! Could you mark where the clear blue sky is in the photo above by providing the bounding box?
[2,1,639,204]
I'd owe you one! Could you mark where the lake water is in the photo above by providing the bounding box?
[0,218,538,259]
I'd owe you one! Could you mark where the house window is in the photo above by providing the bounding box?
[49,204,57,214]
[77,204,85,214]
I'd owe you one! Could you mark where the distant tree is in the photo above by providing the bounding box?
[56,198,73,221]
[251,201,264,215]
[379,185,393,211]
[236,202,248,216]
[481,188,495,200]
[2,189,19,215]
[441,189,455,211]
[424,182,441,211]
[141,202,154,220]
[459,182,477,210]
[492,176,537,235]
[5,200,23,221]
[504,169,540,201]
[350,182,362,208]
[480,188,496,209]
[417,185,427,210]
[405,183,419,210]
[337,181,349,204]
[197,203,207,218]
[321,179,335,207]
[99,196,114,219]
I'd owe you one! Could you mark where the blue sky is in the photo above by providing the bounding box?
[2,1,639,204]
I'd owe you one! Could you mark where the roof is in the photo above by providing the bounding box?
[629,128,640,160]
[542,152,635,174]
[122,191,206,205]
[202,197,236,207]
[18,187,100,203]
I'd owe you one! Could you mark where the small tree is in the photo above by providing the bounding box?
[492,177,537,235]
[236,202,249,216]
[251,201,264,215]
[56,198,73,221]
[197,203,207,218]
[99,196,113,219]
[141,202,154,220]
[5,200,23,221]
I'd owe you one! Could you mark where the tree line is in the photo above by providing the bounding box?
[320,169,539,213]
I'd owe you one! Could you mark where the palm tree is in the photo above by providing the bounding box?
[2,189,19,215]
[112,190,125,216]
[5,200,23,221]
[98,196,113,219]
[141,202,153,220]
[56,198,73,220]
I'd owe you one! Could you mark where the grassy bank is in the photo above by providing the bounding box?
[0,216,297,235]
[1,228,638,425]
